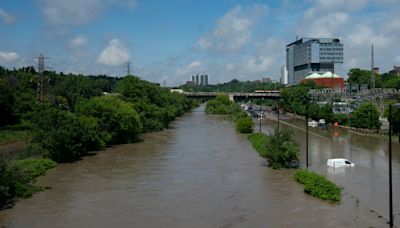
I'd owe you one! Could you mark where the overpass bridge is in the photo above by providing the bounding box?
[184,92,281,101]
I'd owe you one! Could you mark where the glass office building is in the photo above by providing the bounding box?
[286,38,343,84]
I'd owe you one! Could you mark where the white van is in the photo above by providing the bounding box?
[327,158,355,168]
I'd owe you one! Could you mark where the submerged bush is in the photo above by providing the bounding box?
[293,169,341,202]
[264,129,299,169]
[236,117,253,133]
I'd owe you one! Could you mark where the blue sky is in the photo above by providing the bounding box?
[0,0,399,85]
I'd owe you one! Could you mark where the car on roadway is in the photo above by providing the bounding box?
[327,158,355,168]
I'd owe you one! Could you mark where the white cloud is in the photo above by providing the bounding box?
[0,51,19,61]
[297,11,349,37]
[37,0,137,26]
[0,8,16,24]
[346,25,395,49]
[197,4,268,53]
[98,39,130,66]
[176,61,203,76]
[69,35,87,48]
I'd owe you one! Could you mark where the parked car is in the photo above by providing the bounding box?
[327,158,355,168]
[308,120,318,127]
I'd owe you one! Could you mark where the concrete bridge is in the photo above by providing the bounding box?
[184,92,281,101]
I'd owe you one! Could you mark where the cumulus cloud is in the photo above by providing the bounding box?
[0,8,16,24]
[69,35,87,48]
[0,51,19,61]
[36,0,137,26]
[176,61,203,76]
[98,39,130,66]
[197,4,268,53]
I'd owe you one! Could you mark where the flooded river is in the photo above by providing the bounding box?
[0,106,394,227]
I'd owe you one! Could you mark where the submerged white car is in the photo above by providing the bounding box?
[327,158,355,168]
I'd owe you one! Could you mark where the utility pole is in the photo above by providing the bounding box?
[126,61,131,76]
[35,54,46,103]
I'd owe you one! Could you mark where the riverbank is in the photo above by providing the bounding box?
[0,105,389,227]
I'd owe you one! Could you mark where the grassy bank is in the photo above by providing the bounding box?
[0,158,56,208]
[247,132,268,157]
[293,169,341,202]
[0,130,31,146]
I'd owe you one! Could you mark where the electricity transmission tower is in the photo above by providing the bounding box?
[126,61,131,75]
[35,54,47,103]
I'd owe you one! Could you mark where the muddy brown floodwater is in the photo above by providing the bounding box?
[0,105,393,227]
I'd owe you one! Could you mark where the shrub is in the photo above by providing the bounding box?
[236,117,253,133]
[350,103,380,129]
[264,129,299,169]
[31,106,108,162]
[293,169,341,202]
[0,158,56,207]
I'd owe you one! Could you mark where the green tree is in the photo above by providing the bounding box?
[31,106,107,162]
[0,79,15,126]
[350,103,380,129]
[76,96,142,144]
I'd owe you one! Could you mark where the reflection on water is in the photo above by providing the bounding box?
[0,106,391,227]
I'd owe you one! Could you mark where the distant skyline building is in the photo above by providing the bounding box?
[281,64,288,84]
[286,38,344,84]
[191,74,209,86]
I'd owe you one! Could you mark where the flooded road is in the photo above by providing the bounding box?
[0,106,391,227]
[262,112,400,228]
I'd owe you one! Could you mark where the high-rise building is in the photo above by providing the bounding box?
[191,74,209,86]
[261,77,271,83]
[281,65,288,85]
[286,38,343,84]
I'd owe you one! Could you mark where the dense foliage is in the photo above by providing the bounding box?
[236,117,253,133]
[0,158,56,208]
[383,102,400,135]
[294,169,341,202]
[76,96,142,144]
[280,81,334,122]
[249,130,299,169]
[350,103,380,129]
[348,68,400,89]
[263,129,299,169]
[0,67,196,163]
[180,79,283,93]
[116,76,195,132]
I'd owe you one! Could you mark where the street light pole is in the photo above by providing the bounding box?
[277,102,280,132]
[388,104,393,227]
[259,100,262,132]
[306,113,309,168]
